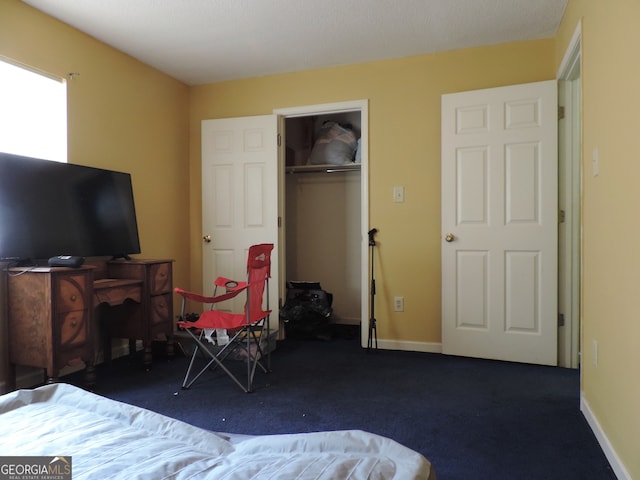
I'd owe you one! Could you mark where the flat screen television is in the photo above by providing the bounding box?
[0,152,141,263]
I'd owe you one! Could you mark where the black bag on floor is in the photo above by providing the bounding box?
[280,281,333,339]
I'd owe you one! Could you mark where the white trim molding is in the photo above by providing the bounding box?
[581,393,632,480]
[274,100,371,349]
[376,340,442,354]
[557,19,582,79]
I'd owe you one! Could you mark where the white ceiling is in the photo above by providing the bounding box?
[22,0,568,86]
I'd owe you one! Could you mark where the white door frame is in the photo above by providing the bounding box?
[273,100,369,346]
[557,21,582,368]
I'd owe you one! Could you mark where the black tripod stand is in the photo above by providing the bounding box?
[367,228,378,351]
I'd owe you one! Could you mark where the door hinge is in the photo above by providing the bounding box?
[559,209,566,224]
[558,106,565,120]
[277,133,282,147]
[278,216,282,228]
[558,313,565,327]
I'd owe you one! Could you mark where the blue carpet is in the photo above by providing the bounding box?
[75,336,615,480]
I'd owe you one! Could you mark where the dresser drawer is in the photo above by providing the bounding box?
[150,293,172,327]
[58,310,88,348]
[148,262,172,295]
[55,274,88,313]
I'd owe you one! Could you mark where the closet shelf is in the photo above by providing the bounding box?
[285,163,361,174]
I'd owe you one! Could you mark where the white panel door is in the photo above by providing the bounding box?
[201,115,279,322]
[441,80,557,365]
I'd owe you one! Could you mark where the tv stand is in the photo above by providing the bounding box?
[6,258,174,390]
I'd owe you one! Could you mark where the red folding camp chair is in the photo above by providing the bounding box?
[175,243,273,393]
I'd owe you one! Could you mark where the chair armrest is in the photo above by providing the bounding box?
[213,277,248,291]
[174,282,248,306]
[174,287,216,303]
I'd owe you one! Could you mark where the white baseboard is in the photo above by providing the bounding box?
[370,339,443,354]
[581,393,630,480]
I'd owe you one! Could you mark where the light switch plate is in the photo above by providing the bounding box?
[393,186,405,203]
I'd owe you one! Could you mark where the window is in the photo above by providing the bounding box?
[0,58,67,162]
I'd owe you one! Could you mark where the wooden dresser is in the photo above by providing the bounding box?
[6,258,174,390]
[101,259,174,367]
[7,266,96,388]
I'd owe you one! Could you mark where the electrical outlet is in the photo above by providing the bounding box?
[394,296,404,312]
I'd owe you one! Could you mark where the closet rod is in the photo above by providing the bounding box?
[285,164,360,174]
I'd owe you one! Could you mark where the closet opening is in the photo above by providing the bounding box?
[275,101,369,346]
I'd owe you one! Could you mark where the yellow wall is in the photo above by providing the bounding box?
[556,1,640,477]
[0,0,190,275]
[189,40,555,343]
[2,0,635,475]
[0,0,190,387]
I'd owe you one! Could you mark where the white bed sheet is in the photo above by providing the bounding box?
[0,383,435,479]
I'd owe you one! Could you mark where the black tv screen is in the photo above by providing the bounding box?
[0,152,141,262]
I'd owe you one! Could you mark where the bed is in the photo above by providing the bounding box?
[0,383,436,479]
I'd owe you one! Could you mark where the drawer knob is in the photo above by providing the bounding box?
[71,320,77,327]
[70,295,77,301]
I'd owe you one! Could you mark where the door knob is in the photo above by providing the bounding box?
[444,233,455,243]
[203,235,211,243]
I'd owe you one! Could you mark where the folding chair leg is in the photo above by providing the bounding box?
[179,317,271,393]
[182,330,221,390]
[182,330,206,389]
[181,328,251,393]
[246,333,252,392]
